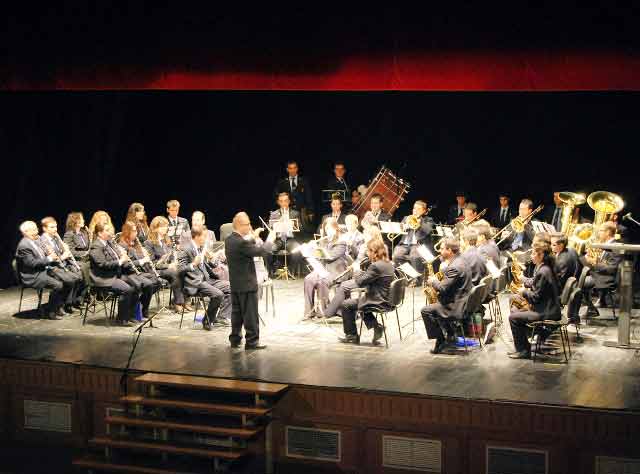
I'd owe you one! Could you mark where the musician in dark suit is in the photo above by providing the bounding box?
[166,199,190,247]
[224,212,276,350]
[446,191,467,225]
[508,241,561,359]
[274,160,314,226]
[473,224,500,266]
[126,202,150,243]
[461,229,487,286]
[421,237,473,354]
[15,221,68,319]
[498,199,536,251]
[490,194,513,229]
[325,161,350,209]
[303,218,349,318]
[178,226,232,330]
[543,192,564,232]
[580,221,623,317]
[40,216,84,313]
[89,223,139,325]
[550,233,578,290]
[392,200,434,273]
[145,216,189,312]
[360,193,392,229]
[63,212,90,261]
[339,239,395,345]
[266,192,302,275]
[319,196,347,234]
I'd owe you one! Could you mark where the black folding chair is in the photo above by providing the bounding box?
[357,278,407,348]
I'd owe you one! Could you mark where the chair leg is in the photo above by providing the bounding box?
[380,313,389,349]
[395,309,403,341]
[358,312,364,339]
[270,285,275,318]
[37,289,43,312]
[18,286,24,313]
[179,303,187,329]
[559,327,568,363]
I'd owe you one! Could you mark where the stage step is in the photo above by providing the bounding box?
[120,394,271,417]
[73,455,191,474]
[135,373,288,398]
[105,415,262,439]
[89,436,246,460]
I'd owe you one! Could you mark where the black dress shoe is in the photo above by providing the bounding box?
[430,339,446,354]
[72,302,83,309]
[508,350,531,360]
[230,343,241,348]
[55,308,65,317]
[216,319,231,327]
[202,320,212,331]
[585,307,600,318]
[372,325,384,345]
[64,304,74,314]
[338,334,360,344]
[245,343,267,350]
[119,320,134,327]
[48,312,63,320]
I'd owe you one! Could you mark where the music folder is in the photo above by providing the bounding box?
[379,221,405,235]
[485,259,501,279]
[270,218,300,234]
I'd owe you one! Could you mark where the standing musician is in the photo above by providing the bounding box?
[544,192,564,232]
[326,161,350,208]
[166,199,190,247]
[491,193,514,229]
[88,211,113,242]
[447,191,467,224]
[508,241,561,359]
[421,237,473,354]
[267,192,302,275]
[126,202,150,243]
[550,233,579,290]
[304,218,349,319]
[178,226,232,330]
[580,221,622,317]
[63,212,90,261]
[225,212,276,350]
[15,221,68,320]
[89,223,141,326]
[455,202,490,235]
[273,160,314,224]
[361,193,391,229]
[461,229,488,286]
[343,214,364,259]
[319,195,347,233]
[499,199,536,251]
[338,239,394,345]
[119,221,160,319]
[473,223,500,266]
[392,200,434,273]
[144,216,191,313]
[40,216,84,313]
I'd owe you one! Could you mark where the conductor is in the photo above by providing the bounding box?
[225,212,276,350]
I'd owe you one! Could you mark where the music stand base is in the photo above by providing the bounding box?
[274,266,296,280]
[603,341,640,350]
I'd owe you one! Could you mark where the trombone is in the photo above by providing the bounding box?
[494,204,544,246]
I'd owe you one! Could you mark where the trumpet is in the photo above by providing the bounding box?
[54,232,81,272]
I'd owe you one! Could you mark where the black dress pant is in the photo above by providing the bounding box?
[103,278,137,322]
[33,273,65,313]
[392,244,425,273]
[421,303,455,342]
[325,279,358,317]
[50,267,82,305]
[508,309,544,353]
[124,273,157,316]
[267,238,300,274]
[229,291,260,346]
[341,298,377,336]
[159,267,184,305]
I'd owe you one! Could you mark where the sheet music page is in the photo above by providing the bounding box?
[398,262,421,279]
[379,221,405,234]
[416,245,436,263]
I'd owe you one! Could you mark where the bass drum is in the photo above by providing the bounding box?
[352,166,411,221]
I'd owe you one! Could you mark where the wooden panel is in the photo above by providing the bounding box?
[5,360,75,392]
[76,367,133,401]
[136,373,288,396]
[468,438,568,474]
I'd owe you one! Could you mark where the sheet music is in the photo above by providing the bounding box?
[398,262,421,279]
[485,259,501,279]
[379,221,406,235]
[435,225,454,238]
[531,220,556,233]
[416,245,436,263]
[271,218,299,234]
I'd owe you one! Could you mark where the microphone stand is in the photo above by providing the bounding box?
[624,213,640,227]
[119,310,162,397]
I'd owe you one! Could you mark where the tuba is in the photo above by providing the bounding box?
[557,192,586,235]
[569,191,624,252]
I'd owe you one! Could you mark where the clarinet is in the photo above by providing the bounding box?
[55,232,81,272]
[136,237,160,278]
[112,241,141,275]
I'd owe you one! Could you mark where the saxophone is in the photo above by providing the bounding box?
[508,252,530,310]
[423,257,443,305]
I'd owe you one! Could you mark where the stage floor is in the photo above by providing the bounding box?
[1,281,639,412]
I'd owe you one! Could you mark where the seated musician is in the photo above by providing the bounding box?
[126,202,150,243]
[343,214,364,259]
[499,199,536,251]
[273,160,314,221]
[88,210,113,243]
[351,189,361,208]
[63,212,90,262]
[338,239,395,345]
[550,232,578,290]
[89,223,141,326]
[361,193,391,229]
[392,200,434,273]
[421,237,473,354]
[455,202,490,235]
[580,221,622,317]
[15,221,68,320]
[145,216,191,313]
[178,226,232,330]
[303,218,348,319]
[508,241,561,359]
[40,216,84,313]
[166,199,190,247]
[192,222,229,281]
[267,192,302,275]
[461,229,487,286]
[319,195,347,234]
[473,223,500,266]
[119,221,160,319]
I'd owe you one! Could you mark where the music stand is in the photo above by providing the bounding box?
[271,218,300,281]
[591,242,640,350]
[397,262,421,335]
[322,189,346,203]
[380,221,406,254]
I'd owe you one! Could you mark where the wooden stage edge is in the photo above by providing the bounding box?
[1,357,639,474]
